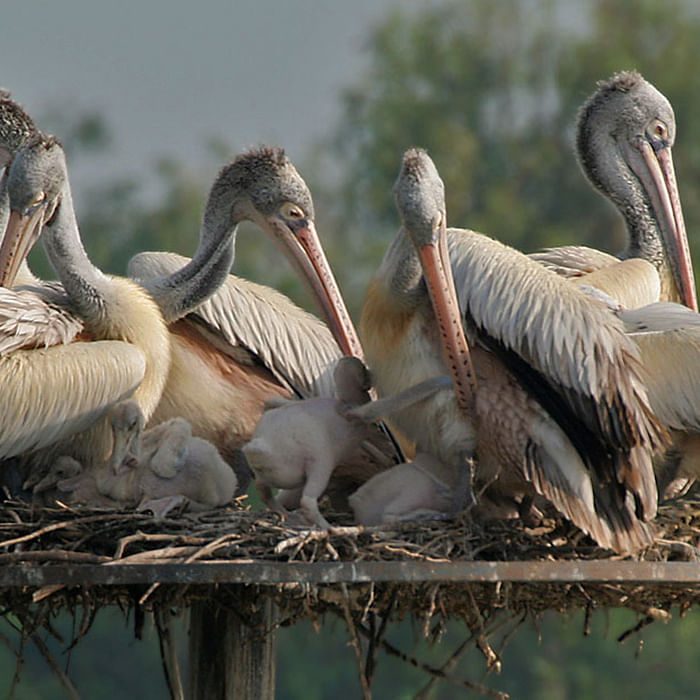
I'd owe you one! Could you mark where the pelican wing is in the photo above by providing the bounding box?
[0,285,84,354]
[129,252,341,397]
[571,258,661,309]
[448,228,665,516]
[620,303,700,432]
[529,245,619,277]
[0,340,145,459]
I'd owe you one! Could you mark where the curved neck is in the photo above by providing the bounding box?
[618,195,666,269]
[42,178,111,324]
[144,198,238,323]
[580,133,666,269]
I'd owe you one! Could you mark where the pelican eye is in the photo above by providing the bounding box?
[280,202,305,220]
[648,119,668,143]
[26,190,46,211]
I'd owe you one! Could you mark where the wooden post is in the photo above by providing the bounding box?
[188,588,277,699]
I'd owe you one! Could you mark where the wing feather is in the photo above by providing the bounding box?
[620,303,700,432]
[0,285,83,354]
[529,245,619,277]
[129,251,342,397]
[448,228,665,518]
[0,341,145,458]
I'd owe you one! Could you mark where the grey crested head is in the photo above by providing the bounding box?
[576,71,675,184]
[7,135,66,214]
[207,145,314,224]
[0,96,39,165]
[394,148,446,241]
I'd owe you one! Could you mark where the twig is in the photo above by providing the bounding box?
[355,623,508,699]
[0,550,109,564]
[0,513,151,549]
[341,583,372,700]
[415,636,472,700]
[31,633,81,700]
[154,607,184,700]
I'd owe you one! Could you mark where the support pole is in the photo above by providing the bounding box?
[188,588,277,699]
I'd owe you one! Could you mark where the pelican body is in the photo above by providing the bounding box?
[361,148,667,553]
[0,137,171,470]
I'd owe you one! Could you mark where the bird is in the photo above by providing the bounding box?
[0,93,40,281]
[360,147,668,553]
[349,452,460,526]
[127,147,395,492]
[531,71,697,311]
[28,455,119,508]
[608,301,700,499]
[104,400,237,515]
[28,401,237,515]
[0,135,172,474]
[242,356,450,527]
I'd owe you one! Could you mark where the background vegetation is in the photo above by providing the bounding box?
[5,0,700,696]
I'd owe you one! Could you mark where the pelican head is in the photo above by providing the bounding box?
[0,94,38,168]
[394,148,477,411]
[0,136,63,287]
[207,146,362,358]
[577,71,697,311]
[108,400,145,473]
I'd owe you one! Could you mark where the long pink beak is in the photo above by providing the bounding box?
[417,219,477,413]
[0,207,45,287]
[270,217,365,360]
[636,140,697,311]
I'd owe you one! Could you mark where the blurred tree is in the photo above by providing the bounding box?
[325,0,700,312]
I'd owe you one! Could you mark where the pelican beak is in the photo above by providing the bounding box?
[416,216,477,413]
[109,427,137,474]
[634,139,697,311]
[264,214,365,359]
[0,204,45,287]
[29,472,58,494]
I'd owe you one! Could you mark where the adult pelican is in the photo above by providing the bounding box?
[531,71,697,311]
[360,148,667,553]
[0,135,170,469]
[126,147,395,492]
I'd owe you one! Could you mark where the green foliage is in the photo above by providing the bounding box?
[329,0,700,288]
[2,606,699,698]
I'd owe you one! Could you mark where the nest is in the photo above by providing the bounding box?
[1,494,699,698]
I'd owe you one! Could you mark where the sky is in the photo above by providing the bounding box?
[1,0,441,195]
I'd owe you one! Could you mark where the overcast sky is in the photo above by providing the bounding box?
[2,1,442,194]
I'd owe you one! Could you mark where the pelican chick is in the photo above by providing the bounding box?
[106,401,238,516]
[349,452,463,526]
[243,356,452,528]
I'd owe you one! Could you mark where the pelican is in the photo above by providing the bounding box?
[127,148,396,492]
[106,400,237,514]
[617,303,700,491]
[0,136,171,469]
[0,94,40,280]
[531,71,697,311]
[360,148,668,553]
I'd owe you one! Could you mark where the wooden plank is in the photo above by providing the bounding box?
[1,560,700,588]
